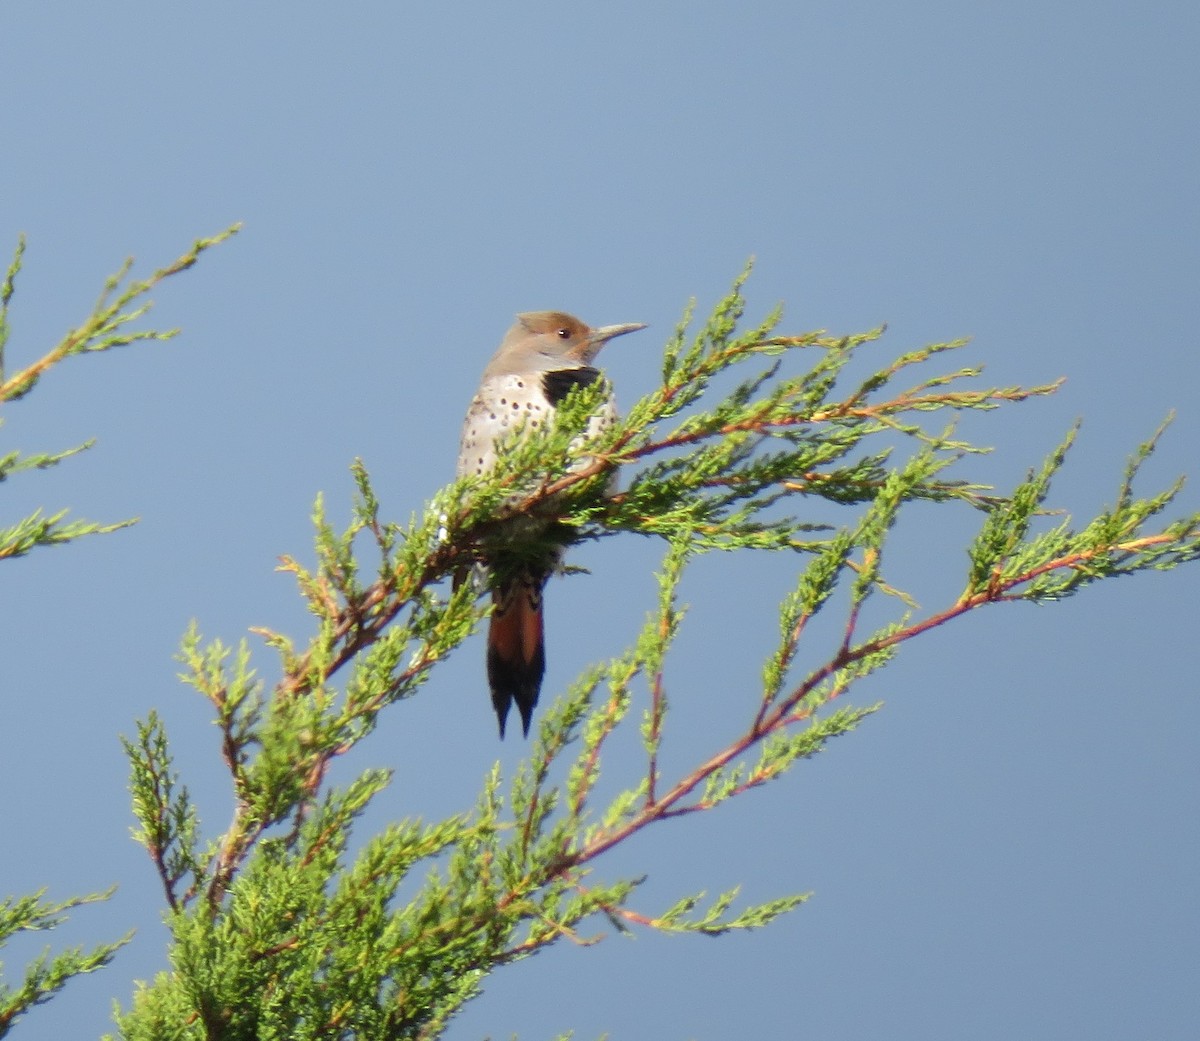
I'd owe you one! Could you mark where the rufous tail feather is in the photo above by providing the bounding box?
[486,571,546,738]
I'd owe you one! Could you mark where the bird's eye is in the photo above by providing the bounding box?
[556,327,571,339]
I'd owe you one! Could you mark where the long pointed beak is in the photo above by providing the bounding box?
[590,322,647,346]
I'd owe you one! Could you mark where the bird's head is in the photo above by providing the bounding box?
[491,311,646,372]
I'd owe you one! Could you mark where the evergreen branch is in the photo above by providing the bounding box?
[562,464,1196,873]
[0,236,25,383]
[0,508,135,561]
[0,889,130,1037]
[0,225,240,404]
[0,440,96,483]
[122,712,206,911]
[1,227,240,577]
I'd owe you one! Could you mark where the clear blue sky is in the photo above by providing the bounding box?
[3,3,1198,1038]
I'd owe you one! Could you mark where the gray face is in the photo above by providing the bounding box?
[483,311,646,377]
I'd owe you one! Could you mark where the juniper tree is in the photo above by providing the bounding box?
[2,230,1197,1040]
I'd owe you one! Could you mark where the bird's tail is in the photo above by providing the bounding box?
[486,570,547,738]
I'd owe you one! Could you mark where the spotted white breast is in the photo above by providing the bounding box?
[456,369,618,483]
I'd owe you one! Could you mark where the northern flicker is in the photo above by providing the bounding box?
[457,311,646,738]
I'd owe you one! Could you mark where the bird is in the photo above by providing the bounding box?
[456,311,646,738]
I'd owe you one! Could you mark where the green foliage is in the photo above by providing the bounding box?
[0,890,131,1038]
[0,226,240,560]
[107,265,1198,1039]
[7,232,1199,1037]
[0,228,237,1031]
